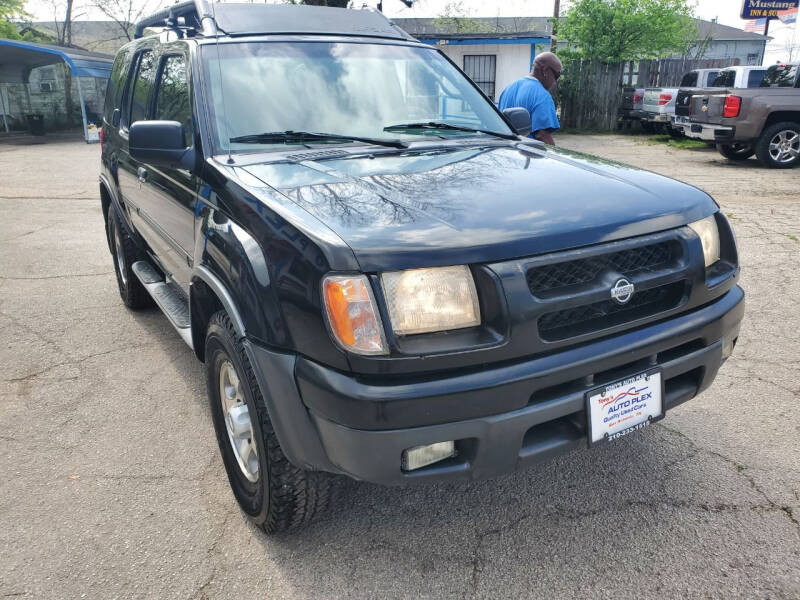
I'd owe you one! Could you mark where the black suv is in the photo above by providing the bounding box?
[100,1,744,533]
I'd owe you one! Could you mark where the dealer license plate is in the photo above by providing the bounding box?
[586,371,663,446]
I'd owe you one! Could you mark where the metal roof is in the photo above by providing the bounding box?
[0,39,113,83]
[392,16,768,42]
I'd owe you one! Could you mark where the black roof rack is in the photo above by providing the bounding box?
[134,1,415,42]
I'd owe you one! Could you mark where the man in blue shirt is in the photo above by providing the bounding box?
[498,52,562,145]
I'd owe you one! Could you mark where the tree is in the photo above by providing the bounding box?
[0,0,27,39]
[92,0,167,42]
[559,0,696,62]
[781,37,800,63]
[432,1,483,34]
[44,0,85,46]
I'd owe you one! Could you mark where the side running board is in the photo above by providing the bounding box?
[131,261,193,349]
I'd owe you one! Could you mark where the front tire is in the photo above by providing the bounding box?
[717,143,755,161]
[108,208,152,309]
[205,311,333,533]
[755,122,800,168]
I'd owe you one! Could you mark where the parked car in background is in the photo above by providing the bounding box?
[618,87,645,128]
[642,68,722,136]
[682,64,800,168]
[672,66,767,133]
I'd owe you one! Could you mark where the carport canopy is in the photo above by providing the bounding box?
[0,39,113,140]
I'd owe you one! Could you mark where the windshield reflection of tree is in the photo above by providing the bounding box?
[280,147,518,228]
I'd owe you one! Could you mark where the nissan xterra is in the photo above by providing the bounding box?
[99,1,744,533]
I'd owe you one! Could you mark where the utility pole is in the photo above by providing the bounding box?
[550,0,560,52]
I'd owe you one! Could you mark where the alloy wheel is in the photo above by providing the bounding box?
[219,359,259,482]
[768,129,799,164]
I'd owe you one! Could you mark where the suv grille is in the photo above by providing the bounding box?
[527,241,678,296]
[538,280,687,341]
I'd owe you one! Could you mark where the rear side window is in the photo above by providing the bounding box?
[747,69,766,88]
[760,65,799,87]
[705,71,718,85]
[129,50,157,125]
[154,54,193,147]
[712,71,735,87]
[679,72,697,87]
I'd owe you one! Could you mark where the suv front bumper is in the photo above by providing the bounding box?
[246,286,743,486]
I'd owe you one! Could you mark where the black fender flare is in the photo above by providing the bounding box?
[190,261,338,474]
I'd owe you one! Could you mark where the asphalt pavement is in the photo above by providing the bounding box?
[0,133,798,599]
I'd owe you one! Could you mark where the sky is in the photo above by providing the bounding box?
[24,0,800,64]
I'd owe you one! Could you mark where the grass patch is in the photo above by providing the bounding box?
[785,233,799,243]
[642,134,709,150]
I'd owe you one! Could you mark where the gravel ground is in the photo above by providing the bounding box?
[0,133,798,599]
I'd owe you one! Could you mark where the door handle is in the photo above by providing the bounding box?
[137,167,148,183]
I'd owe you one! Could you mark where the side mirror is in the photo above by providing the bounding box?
[502,107,532,137]
[129,120,194,170]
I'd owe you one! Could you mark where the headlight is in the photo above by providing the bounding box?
[322,274,387,355]
[380,265,480,335]
[688,215,720,268]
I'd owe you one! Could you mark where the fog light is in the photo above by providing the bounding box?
[722,335,737,359]
[401,441,455,471]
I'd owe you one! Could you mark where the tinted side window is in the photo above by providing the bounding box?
[761,65,799,87]
[705,71,718,85]
[103,49,130,122]
[712,71,735,87]
[747,70,766,88]
[154,55,193,146]
[680,72,697,87]
[129,50,157,125]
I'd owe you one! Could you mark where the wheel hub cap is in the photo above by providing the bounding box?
[768,130,799,163]
[219,360,259,482]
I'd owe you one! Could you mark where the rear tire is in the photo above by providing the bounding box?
[205,311,333,533]
[108,208,153,309]
[640,121,655,133]
[754,122,800,169]
[716,143,755,161]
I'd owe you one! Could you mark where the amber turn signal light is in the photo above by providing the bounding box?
[322,275,388,355]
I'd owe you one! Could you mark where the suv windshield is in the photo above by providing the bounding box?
[201,41,512,153]
[760,64,799,87]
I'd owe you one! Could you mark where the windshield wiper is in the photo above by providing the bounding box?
[383,121,518,141]
[228,130,408,149]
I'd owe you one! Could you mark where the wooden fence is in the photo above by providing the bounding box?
[559,58,741,131]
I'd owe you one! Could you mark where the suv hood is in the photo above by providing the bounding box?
[241,143,716,272]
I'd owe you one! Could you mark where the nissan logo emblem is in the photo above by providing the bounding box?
[610,278,635,305]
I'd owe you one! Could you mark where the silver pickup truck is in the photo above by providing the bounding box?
[681,64,800,168]
[641,68,721,135]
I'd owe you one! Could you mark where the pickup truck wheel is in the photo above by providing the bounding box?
[205,311,333,533]
[717,143,755,161]
[755,122,800,168]
[108,208,153,309]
